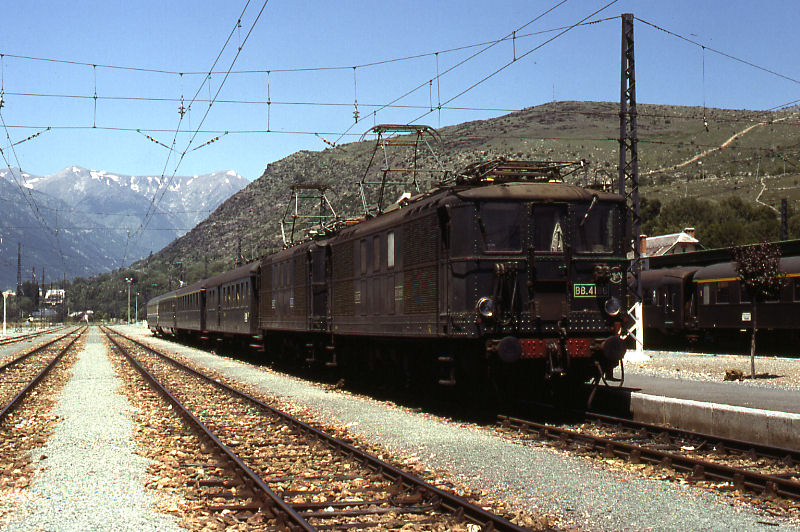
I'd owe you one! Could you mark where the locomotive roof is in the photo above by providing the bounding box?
[453,182,623,202]
[693,255,800,282]
[205,261,260,288]
[337,181,623,239]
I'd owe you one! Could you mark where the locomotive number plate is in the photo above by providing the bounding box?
[573,283,608,298]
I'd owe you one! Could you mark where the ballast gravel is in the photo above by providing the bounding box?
[121,326,798,531]
[4,327,183,531]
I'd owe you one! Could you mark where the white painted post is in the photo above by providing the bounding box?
[624,301,649,362]
[2,292,7,337]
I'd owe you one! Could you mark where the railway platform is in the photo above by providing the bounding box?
[596,350,800,449]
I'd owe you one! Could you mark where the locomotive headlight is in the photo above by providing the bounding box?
[476,297,495,319]
[604,296,622,316]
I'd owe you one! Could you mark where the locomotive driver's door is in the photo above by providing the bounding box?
[309,243,329,330]
[529,204,569,322]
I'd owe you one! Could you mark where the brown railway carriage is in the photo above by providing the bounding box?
[174,280,206,333]
[147,292,175,335]
[641,267,700,336]
[694,256,800,332]
[206,262,260,337]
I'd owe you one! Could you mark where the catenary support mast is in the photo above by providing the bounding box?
[619,13,645,360]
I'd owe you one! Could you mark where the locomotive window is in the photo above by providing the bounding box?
[387,232,395,268]
[716,282,730,304]
[574,203,615,253]
[373,235,381,271]
[794,279,800,301]
[477,202,521,252]
[533,205,566,251]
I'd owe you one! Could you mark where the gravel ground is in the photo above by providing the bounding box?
[4,327,184,531]
[120,326,799,531]
[626,349,800,390]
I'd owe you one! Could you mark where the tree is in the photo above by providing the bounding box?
[731,242,783,378]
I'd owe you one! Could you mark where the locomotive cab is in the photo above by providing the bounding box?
[442,161,627,387]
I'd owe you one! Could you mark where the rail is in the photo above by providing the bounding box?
[0,327,86,423]
[498,414,800,501]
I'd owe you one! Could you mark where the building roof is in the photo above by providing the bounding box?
[645,230,702,256]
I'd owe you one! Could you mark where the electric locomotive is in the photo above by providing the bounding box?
[149,159,628,398]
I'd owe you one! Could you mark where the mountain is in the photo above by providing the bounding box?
[0,167,247,289]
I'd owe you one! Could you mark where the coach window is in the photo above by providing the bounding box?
[716,282,730,304]
[387,231,395,268]
[765,287,781,303]
[739,282,751,303]
[373,235,381,271]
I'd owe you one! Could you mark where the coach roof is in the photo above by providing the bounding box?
[205,261,260,288]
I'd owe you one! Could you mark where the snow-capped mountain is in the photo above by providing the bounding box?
[0,166,248,288]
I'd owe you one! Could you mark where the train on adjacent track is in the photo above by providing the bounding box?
[641,256,800,345]
[147,159,629,399]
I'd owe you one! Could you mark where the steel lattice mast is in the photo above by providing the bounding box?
[619,13,644,358]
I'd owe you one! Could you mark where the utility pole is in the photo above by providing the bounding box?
[781,198,788,241]
[2,291,13,337]
[125,277,133,325]
[619,13,645,362]
[42,267,46,327]
[16,242,21,297]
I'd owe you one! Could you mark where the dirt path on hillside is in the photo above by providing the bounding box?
[645,113,796,175]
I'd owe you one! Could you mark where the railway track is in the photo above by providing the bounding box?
[0,326,85,422]
[498,410,800,504]
[104,327,531,531]
[0,326,68,348]
[0,325,86,515]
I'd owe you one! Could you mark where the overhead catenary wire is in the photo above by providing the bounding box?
[125,0,266,267]
[635,17,800,87]
[0,112,69,274]
[333,0,577,144]
[405,0,621,125]
[121,0,272,272]
[0,17,618,77]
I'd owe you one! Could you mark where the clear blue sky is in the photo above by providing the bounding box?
[1,1,798,182]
